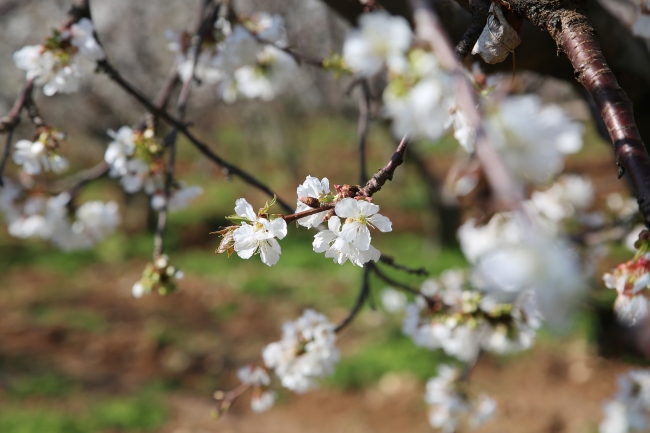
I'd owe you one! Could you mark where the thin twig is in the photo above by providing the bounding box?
[283,204,334,224]
[0,80,33,134]
[0,129,15,187]
[334,264,372,333]
[153,0,220,259]
[63,161,110,197]
[378,254,429,276]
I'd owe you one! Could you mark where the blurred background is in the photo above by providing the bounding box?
[0,0,649,432]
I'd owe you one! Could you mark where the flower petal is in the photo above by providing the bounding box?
[235,198,257,221]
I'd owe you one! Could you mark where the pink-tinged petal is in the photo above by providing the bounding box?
[269,217,288,239]
[355,200,380,216]
[369,213,392,232]
[235,198,257,221]
[334,198,358,218]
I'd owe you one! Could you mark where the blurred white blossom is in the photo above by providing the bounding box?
[262,309,339,393]
[600,370,650,433]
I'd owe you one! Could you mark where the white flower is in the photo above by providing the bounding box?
[295,176,330,228]
[14,45,82,96]
[335,198,392,250]
[457,213,524,264]
[69,18,105,61]
[380,288,407,313]
[343,11,412,76]
[251,390,276,413]
[237,365,271,386]
[132,282,145,298]
[383,76,451,142]
[529,174,594,223]
[232,198,287,266]
[599,370,650,433]
[603,253,650,326]
[151,185,203,212]
[486,95,584,184]
[105,126,136,176]
[119,158,151,193]
[312,216,381,267]
[13,139,68,175]
[262,309,339,393]
[234,46,297,101]
[425,365,495,432]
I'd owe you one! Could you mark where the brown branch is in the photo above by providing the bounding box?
[455,0,490,60]
[359,135,408,197]
[0,80,33,134]
[371,263,438,308]
[282,204,334,225]
[0,129,15,187]
[500,2,650,228]
[334,264,372,333]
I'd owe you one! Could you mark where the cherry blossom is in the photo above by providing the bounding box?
[295,176,331,228]
[599,370,650,433]
[312,216,381,267]
[603,249,650,325]
[342,11,412,76]
[13,139,68,175]
[262,309,339,393]
[335,198,392,250]
[132,254,184,298]
[485,94,584,184]
[232,198,287,266]
[425,365,496,432]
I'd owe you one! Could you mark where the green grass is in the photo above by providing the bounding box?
[328,329,452,389]
[0,387,168,433]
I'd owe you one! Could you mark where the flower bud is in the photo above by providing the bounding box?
[299,196,320,208]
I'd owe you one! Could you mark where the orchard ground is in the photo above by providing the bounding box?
[0,116,639,432]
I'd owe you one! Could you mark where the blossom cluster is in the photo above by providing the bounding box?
[13,128,69,176]
[262,309,339,393]
[600,370,650,433]
[132,254,184,298]
[14,18,104,96]
[458,211,585,326]
[401,270,542,361]
[425,364,496,432]
[603,232,650,325]
[0,182,119,251]
[104,126,202,210]
[215,176,392,267]
[236,365,276,413]
[167,12,296,102]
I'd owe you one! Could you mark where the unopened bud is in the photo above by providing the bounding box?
[299,196,320,208]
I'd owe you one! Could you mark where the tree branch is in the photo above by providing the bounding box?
[378,254,429,276]
[334,264,372,333]
[359,135,408,197]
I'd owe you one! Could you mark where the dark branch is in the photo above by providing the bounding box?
[359,135,408,197]
[455,0,490,60]
[334,264,372,333]
[0,129,15,187]
[0,80,33,134]
[378,254,429,276]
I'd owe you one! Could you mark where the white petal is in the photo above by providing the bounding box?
[235,198,257,221]
[334,198,358,218]
[369,213,392,232]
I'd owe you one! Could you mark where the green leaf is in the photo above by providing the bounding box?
[225,214,251,224]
